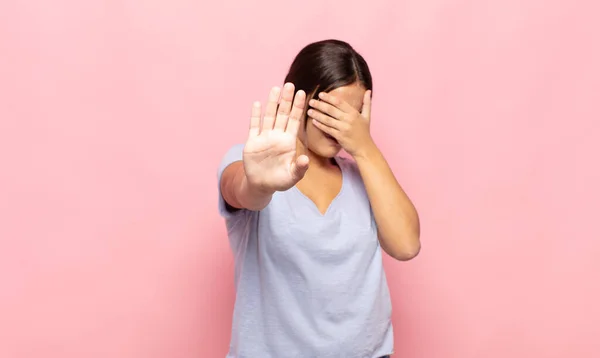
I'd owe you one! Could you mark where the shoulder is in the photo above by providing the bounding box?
[219,144,245,167]
[218,143,245,179]
[336,155,361,178]
[336,155,368,192]
[217,143,247,220]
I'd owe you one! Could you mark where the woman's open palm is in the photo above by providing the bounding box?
[243,83,309,192]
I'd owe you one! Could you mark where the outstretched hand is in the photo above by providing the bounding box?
[243,83,309,193]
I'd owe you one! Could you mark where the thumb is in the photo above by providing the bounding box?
[290,155,309,182]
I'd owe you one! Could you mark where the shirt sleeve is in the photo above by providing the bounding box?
[217,143,246,219]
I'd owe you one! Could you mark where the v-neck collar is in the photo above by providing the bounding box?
[291,157,346,217]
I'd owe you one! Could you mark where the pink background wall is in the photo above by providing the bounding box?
[1,0,599,357]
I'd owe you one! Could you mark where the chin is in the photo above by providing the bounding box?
[309,140,342,158]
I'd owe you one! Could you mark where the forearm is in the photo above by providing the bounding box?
[354,142,421,261]
[227,162,275,211]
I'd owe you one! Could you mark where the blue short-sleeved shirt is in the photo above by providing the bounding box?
[217,144,393,358]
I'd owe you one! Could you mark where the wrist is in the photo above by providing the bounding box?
[351,138,379,161]
[243,176,275,196]
[239,174,275,210]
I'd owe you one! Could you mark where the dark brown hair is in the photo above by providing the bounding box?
[284,39,373,125]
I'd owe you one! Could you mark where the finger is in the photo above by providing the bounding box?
[361,90,372,119]
[308,98,344,120]
[307,108,341,129]
[311,118,339,138]
[285,89,306,137]
[248,101,261,137]
[273,83,295,131]
[290,154,309,182]
[318,92,354,112]
[262,86,281,131]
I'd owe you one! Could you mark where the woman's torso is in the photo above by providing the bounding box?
[220,146,394,358]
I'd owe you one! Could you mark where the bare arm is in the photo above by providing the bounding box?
[354,143,421,261]
[307,90,420,261]
[220,84,309,212]
[220,161,274,211]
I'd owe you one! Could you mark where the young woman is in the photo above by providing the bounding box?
[217,39,420,358]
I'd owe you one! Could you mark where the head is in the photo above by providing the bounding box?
[284,39,373,159]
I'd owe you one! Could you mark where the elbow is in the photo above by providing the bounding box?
[383,230,421,261]
[390,242,421,261]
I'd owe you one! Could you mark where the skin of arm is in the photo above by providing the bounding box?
[354,141,421,261]
[220,162,275,212]
[221,84,309,213]
[308,90,421,261]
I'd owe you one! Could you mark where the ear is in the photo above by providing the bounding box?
[361,90,372,119]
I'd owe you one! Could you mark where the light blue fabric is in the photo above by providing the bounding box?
[218,144,394,358]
